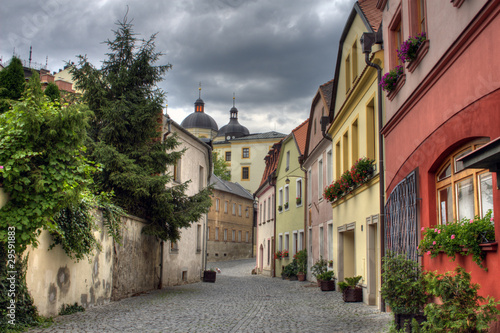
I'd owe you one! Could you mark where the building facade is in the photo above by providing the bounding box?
[301,80,335,282]
[274,120,308,277]
[254,141,282,277]
[326,0,383,306]
[207,175,255,262]
[379,0,500,324]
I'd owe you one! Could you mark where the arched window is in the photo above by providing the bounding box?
[436,140,494,224]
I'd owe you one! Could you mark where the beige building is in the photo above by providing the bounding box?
[207,175,254,262]
[162,118,212,285]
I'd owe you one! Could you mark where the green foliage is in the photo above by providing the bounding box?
[0,73,95,252]
[44,82,60,102]
[0,245,40,331]
[50,196,101,261]
[316,270,335,282]
[310,256,328,278]
[293,249,307,273]
[213,152,230,181]
[282,259,298,277]
[0,57,25,113]
[70,17,211,242]
[388,319,421,333]
[422,266,500,332]
[58,303,85,316]
[419,210,495,270]
[338,275,362,292]
[381,252,427,315]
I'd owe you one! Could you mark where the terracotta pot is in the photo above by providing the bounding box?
[297,273,306,281]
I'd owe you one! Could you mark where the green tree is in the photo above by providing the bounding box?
[44,82,60,102]
[213,152,230,181]
[0,57,25,113]
[70,17,212,241]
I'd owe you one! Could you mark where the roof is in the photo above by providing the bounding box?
[292,119,309,156]
[358,0,382,32]
[209,174,254,200]
[213,131,286,144]
[180,112,219,131]
[319,79,335,111]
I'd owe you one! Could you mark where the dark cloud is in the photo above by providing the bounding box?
[0,0,354,134]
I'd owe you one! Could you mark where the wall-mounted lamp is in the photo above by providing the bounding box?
[285,178,290,185]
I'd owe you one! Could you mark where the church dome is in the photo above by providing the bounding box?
[180,89,218,132]
[216,105,249,140]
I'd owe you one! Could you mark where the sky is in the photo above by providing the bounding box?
[0,0,355,135]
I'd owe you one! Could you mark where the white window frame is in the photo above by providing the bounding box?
[327,149,333,186]
[284,232,290,251]
[296,178,302,207]
[278,233,283,251]
[318,157,324,200]
[284,185,290,210]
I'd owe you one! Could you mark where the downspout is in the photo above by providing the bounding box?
[361,31,385,312]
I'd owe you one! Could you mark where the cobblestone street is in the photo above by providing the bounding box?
[28,259,392,333]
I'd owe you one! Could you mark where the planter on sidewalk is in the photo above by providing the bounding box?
[203,270,216,283]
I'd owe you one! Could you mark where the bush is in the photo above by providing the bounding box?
[311,256,328,278]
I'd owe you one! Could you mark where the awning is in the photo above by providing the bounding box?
[458,136,500,189]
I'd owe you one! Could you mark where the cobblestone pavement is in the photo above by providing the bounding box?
[28,259,392,333]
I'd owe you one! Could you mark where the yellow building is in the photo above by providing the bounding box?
[326,0,383,307]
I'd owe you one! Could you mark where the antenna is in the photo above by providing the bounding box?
[29,46,32,68]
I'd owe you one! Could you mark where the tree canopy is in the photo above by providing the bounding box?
[0,57,25,113]
[70,18,211,241]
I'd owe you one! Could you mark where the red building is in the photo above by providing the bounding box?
[379,0,500,320]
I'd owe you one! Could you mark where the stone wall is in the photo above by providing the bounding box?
[111,215,160,301]
[207,240,253,262]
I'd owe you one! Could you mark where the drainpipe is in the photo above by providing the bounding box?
[361,31,385,312]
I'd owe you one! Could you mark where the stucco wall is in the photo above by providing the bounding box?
[25,210,114,317]
[255,184,275,276]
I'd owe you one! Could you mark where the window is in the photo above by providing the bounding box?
[335,140,341,179]
[242,148,250,159]
[224,201,228,214]
[343,130,349,172]
[296,178,302,206]
[242,166,250,180]
[268,197,271,220]
[318,158,324,199]
[224,229,228,241]
[345,54,351,92]
[196,224,202,252]
[327,150,333,186]
[207,227,210,241]
[284,185,289,209]
[199,166,204,190]
[170,241,178,252]
[436,140,493,225]
[215,227,219,241]
[216,198,220,212]
[263,201,266,223]
[278,233,283,251]
[366,99,376,161]
[351,40,358,83]
[299,230,304,250]
[319,226,324,258]
[238,204,242,216]
[173,159,181,182]
[279,187,283,209]
[286,151,290,171]
[410,0,427,36]
[352,119,359,163]
[328,223,333,261]
[389,5,403,67]
[259,203,262,224]
[246,206,249,218]
[246,231,249,243]
[232,203,236,215]
[225,151,231,162]
[232,230,236,242]
[292,231,298,256]
[307,169,312,205]
[238,230,242,242]
[284,233,289,251]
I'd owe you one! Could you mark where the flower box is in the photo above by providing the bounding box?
[342,287,362,302]
[203,270,216,283]
[320,280,336,291]
[387,73,406,101]
[406,40,429,73]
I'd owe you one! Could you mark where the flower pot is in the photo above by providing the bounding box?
[320,280,336,291]
[297,272,306,281]
[342,287,362,302]
[203,270,216,283]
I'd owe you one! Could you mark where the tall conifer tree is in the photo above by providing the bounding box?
[0,57,25,113]
[71,17,211,241]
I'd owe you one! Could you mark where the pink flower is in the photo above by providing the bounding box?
[451,235,455,240]
[0,166,3,169]
[426,251,431,255]
[421,227,425,231]
[434,228,438,233]
[491,218,494,223]
[469,219,473,224]
[438,230,441,234]
[433,241,436,245]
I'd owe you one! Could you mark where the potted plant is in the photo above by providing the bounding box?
[422,266,500,333]
[278,205,283,212]
[311,256,328,286]
[274,250,282,260]
[317,270,335,291]
[294,249,307,281]
[328,260,333,268]
[324,180,343,203]
[284,202,289,210]
[397,32,427,63]
[338,276,362,302]
[339,169,354,193]
[296,197,301,205]
[283,260,298,280]
[281,249,289,258]
[380,65,404,93]
[203,268,216,283]
[350,157,375,186]
[381,252,427,332]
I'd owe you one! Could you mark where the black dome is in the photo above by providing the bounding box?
[181,112,218,131]
[216,107,249,140]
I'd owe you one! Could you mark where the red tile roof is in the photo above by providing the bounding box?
[292,119,309,156]
[358,0,382,32]
[319,79,334,111]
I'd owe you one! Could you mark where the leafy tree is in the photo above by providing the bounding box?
[0,57,25,113]
[44,82,60,102]
[213,152,230,181]
[70,17,212,241]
